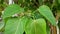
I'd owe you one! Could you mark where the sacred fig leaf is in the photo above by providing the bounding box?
[2,4,24,19]
[4,16,30,34]
[25,18,46,34]
[38,5,56,26]
[4,18,24,34]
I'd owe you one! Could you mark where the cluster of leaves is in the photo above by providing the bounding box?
[0,0,60,34]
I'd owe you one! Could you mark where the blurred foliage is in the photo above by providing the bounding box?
[0,0,7,17]
[0,0,60,34]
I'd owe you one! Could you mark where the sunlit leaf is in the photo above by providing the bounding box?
[25,18,46,34]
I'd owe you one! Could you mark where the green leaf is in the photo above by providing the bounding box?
[20,16,31,30]
[5,18,24,34]
[38,5,56,26]
[2,4,24,19]
[25,18,46,34]
[4,16,30,34]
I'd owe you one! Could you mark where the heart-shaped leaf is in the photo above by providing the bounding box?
[38,5,56,26]
[25,18,46,34]
[2,4,24,19]
[5,18,23,34]
[4,17,29,34]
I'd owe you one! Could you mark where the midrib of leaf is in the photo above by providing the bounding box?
[33,20,37,34]
[35,23,36,34]
[14,19,21,34]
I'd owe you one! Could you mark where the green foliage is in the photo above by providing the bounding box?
[5,17,24,34]
[25,18,46,34]
[58,0,60,4]
[2,4,24,19]
[0,0,60,34]
[4,16,32,34]
[3,2,56,34]
[38,5,56,26]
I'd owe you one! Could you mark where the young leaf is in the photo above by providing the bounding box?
[2,4,24,19]
[25,18,46,34]
[38,5,56,26]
